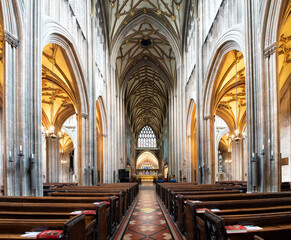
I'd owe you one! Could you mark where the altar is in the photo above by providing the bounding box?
[136,169,161,182]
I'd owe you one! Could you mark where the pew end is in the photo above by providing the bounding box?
[204,210,227,240]
[63,213,86,240]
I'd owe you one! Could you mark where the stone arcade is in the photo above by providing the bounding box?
[0,0,289,205]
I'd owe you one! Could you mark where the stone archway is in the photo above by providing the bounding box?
[186,99,198,183]
[278,2,291,182]
[96,98,105,183]
[41,43,82,184]
[203,44,247,183]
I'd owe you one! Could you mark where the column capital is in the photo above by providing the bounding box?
[4,31,19,48]
[264,42,277,58]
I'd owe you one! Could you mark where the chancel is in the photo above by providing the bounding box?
[0,0,290,239]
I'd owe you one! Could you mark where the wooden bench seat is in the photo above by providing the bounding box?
[0,213,85,240]
[0,201,108,240]
[178,191,291,233]
[204,210,291,240]
[185,197,291,240]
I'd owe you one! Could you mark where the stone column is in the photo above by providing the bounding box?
[3,31,19,196]
[263,43,280,192]
[45,136,60,183]
[168,95,174,178]
[203,115,215,184]
[231,139,245,180]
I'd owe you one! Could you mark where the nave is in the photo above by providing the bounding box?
[114,182,182,240]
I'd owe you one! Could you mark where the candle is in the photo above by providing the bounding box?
[31,153,34,159]
[252,153,255,158]
[9,151,11,157]
[262,144,265,151]
[20,145,22,152]
[271,150,274,156]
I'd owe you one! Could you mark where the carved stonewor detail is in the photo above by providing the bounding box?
[4,31,19,48]
[278,35,291,66]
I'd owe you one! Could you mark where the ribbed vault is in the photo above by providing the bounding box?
[117,21,176,85]
[125,65,168,137]
[213,50,246,132]
[42,43,77,131]
[106,0,186,43]
[105,0,187,143]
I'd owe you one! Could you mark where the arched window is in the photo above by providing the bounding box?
[138,126,157,148]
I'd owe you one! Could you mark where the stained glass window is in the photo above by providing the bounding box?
[138,126,157,148]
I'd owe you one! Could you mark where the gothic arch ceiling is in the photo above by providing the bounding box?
[278,1,291,95]
[106,0,186,44]
[116,21,176,83]
[125,65,168,137]
[214,50,246,132]
[104,0,187,139]
[42,43,77,130]
[59,133,74,153]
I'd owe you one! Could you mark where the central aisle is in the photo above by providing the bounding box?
[115,182,182,240]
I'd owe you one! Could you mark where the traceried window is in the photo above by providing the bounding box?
[138,126,157,148]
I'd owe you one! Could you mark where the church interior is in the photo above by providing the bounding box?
[0,0,290,239]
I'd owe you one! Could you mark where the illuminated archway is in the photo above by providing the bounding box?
[96,98,104,183]
[186,100,197,183]
[278,1,291,182]
[211,50,247,181]
[42,43,79,183]
[0,21,3,189]
[136,151,159,169]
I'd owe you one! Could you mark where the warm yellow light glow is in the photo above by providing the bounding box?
[49,125,54,134]
[136,151,159,169]
[235,129,239,135]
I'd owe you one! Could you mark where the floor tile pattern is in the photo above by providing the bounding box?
[121,183,181,240]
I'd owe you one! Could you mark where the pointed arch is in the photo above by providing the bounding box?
[186,99,197,183]
[136,151,159,169]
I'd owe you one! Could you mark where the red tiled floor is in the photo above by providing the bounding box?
[117,182,182,240]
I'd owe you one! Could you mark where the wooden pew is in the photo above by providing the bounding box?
[170,190,243,220]
[0,195,116,235]
[185,197,291,240]
[49,192,123,223]
[49,187,128,220]
[178,191,291,233]
[0,213,85,240]
[0,201,108,240]
[0,212,97,239]
[204,210,291,240]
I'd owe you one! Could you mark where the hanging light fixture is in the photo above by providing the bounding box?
[231,51,246,143]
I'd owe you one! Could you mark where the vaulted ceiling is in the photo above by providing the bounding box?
[125,65,168,137]
[213,50,246,132]
[105,0,186,44]
[278,1,291,95]
[105,0,187,138]
[42,43,77,131]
